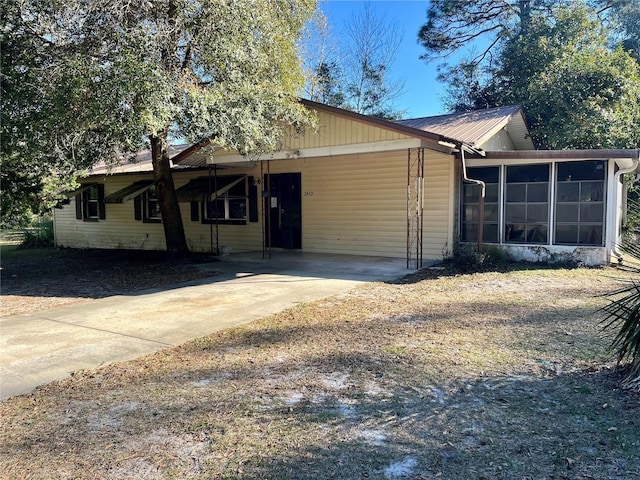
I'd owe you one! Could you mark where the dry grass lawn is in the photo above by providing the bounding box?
[1,250,639,479]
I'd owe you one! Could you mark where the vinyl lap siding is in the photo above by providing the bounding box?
[54,149,455,261]
[163,168,264,254]
[54,171,265,253]
[54,175,167,251]
[286,110,410,149]
[423,151,453,259]
[300,150,452,260]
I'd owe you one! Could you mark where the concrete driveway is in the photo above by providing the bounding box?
[0,252,411,400]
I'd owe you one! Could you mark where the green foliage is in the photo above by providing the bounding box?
[17,217,54,250]
[514,7,640,148]
[602,178,640,389]
[603,0,640,62]
[420,1,640,149]
[3,0,316,251]
[620,185,640,262]
[313,61,347,108]
[437,4,640,149]
[418,0,565,64]
[626,178,640,226]
[601,271,640,389]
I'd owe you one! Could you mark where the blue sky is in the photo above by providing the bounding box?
[317,0,447,118]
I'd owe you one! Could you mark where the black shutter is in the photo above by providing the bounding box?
[134,196,142,221]
[249,176,258,222]
[190,201,199,221]
[97,184,106,220]
[75,194,82,219]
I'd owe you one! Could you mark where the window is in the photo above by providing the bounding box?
[75,184,105,221]
[460,167,500,243]
[143,185,162,222]
[203,177,247,224]
[505,164,549,244]
[176,175,258,224]
[555,161,605,246]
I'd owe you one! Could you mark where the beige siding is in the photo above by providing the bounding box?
[285,110,410,149]
[423,151,454,259]
[54,174,168,251]
[479,129,516,151]
[54,170,265,253]
[54,150,455,261]
[299,152,407,257]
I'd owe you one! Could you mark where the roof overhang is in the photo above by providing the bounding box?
[396,105,534,150]
[466,149,640,172]
[473,108,533,150]
[65,183,98,197]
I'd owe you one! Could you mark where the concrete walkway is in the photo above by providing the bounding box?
[1,252,411,400]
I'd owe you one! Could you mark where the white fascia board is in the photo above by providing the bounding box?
[205,139,448,164]
[467,155,638,171]
[466,157,596,167]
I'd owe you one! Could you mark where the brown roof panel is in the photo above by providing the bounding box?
[396,105,526,148]
[90,144,195,175]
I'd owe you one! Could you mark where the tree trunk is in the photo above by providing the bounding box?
[150,131,189,258]
[519,0,532,35]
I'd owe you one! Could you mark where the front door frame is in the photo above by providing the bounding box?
[264,172,302,252]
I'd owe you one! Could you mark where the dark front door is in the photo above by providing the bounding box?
[265,173,302,249]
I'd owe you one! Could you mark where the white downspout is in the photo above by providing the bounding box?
[460,146,486,252]
[609,156,640,261]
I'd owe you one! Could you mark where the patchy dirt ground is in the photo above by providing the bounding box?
[1,247,219,316]
[1,248,639,480]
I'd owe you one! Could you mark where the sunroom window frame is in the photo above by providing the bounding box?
[459,159,609,248]
[553,160,607,246]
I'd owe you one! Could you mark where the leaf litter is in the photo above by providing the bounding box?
[0,255,639,479]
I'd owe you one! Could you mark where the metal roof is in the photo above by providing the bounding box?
[396,105,534,150]
[90,144,195,175]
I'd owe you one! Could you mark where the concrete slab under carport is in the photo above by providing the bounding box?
[0,252,414,400]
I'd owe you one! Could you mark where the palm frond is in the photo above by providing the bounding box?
[600,272,640,387]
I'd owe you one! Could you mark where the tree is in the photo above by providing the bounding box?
[301,12,346,107]
[313,61,347,107]
[419,2,640,149]
[341,2,405,119]
[600,0,640,62]
[498,5,640,148]
[304,2,405,119]
[2,0,140,225]
[417,0,559,67]
[2,0,315,254]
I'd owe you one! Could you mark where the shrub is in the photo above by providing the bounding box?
[601,270,640,390]
[18,217,54,249]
